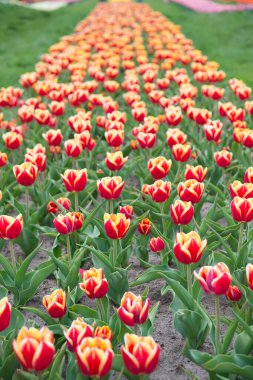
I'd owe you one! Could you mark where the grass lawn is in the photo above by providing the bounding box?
[147,0,253,87]
[0,0,252,87]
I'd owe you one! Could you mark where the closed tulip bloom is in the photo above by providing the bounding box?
[34,109,51,125]
[214,149,232,168]
[42,289,66,319]
[13,326,55,372]
[138,218,152,235]
[64,139,83,158]
[166,128,187,148]
[0,214,23,240]
[121,334,160,375]
[150,180,171,202]
[174,231,207,264]
[170,200,194,225]
[230,181,253,199]
[64,317,93,351]
[25,152,47,172]
[3,132,23,150]
[194,263,232,295]
[76,337,114,378]
[147,156,172,180]
[79,268,108,299]
[61,169,87,192]
[43,129,62,146]
[119,205,134,220]
[185,165,207,182]
[165,106,182,126]
[95,326,113,341]
[242,130,253,148]
[178,179,204,204]
[105,151,128,171]
[244,167,253,184]
[149,237,165,253]
[53,212,84,234]
[47,197,71,214]
[105,129,124,148]
[227,108,245,123]
[204,121,223,142]
[0,152,8,167]
[172,144,191,162]
[97,177,125,200]
[231,196,253,223]
[226,285,243,302]
[18,105,34,123]
[137,132,156,149]
[13,162,38,186]
[118,292,150,327]
[74,131,92,149]
[104,213,130,239]
[0,297,11,332]
[246,263,253,291]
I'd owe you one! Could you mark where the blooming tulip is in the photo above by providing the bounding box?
[0,214,23,240]
[105,151,128,171]
[214,149,232,168]
[13,162,38,186]
[184,165,207,182]
[138,218,151,235]
[150,180,171,203]
[79,268,108,299]
[95,326,113,341]
[149,237,165,253]
[172,144,191,162]
[97,177,125,200]
[147,156,172,179]
[104,213,130,239]
[246,263,253,291]
[42,289,66,319]
[194,263,232,295]
[3,132,23,150]
[226,285,242,302]
[119,205,134,220]
[47,197,71,214]
[61,169,87,192]
[64,139,83,158]
[178,179,204,204]
[244,167,253,183]
[173,231,207,264]
[64,317,93,351]
[53,212,84,234]
[118,292,150,326]
[230,181,253,199]
[170,200,194,225]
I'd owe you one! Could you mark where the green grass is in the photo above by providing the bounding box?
[0,0,252,87]
[0,0,97,86]
[146,0,253,87]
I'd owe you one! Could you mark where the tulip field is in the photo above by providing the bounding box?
[1,0,253,379]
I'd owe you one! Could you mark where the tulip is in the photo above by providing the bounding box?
[165,106,182,126]
[13,326,55,372]
[47,197,71,214]
[13,161,38,188]
[121,334,160,375]
[105,129,124,148]
[18,105,33,123]
[42,289,66,319]
[0,152,8,167]
[231,196,253,223]
[137,132,156,149]
[42,129,62,146]
[64,317,93,351]
[25,152,46,172]
[97,177,125,200]
[226,285,242,302]
[119,205,134,220]
[105,151,128,171]
[172,144,191,162]
[53,212,84,234]
[170,200,194,225]
[64,139,83,158]
[178,179,204,204]
[95,326,113,341]
[3,131,23,150]
[147,156,172,180]
[174,231,206,264]
[76,337,114,378]
[150,180,171,203]
[184,165,207,182]
[118,292,150,327]
[34,109,51,125]
[166,128,187,148]
[0,297,11,332]
[204,121,223,142]
[246,263,253,291]
[244,167,253,183]
[104,213,130,240]
[194,262,232,295]
[0,214,23,240]
[79,268,108,299]
[138,218,151,235]
[61,169,87,192]
[149,237,165,253]
[230,181,253,199]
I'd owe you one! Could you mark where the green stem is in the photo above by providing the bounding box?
[180,225,183,234]
[9,240,16,270]
[113,239,117,267]
[25,187,29,219]
[186,265,192,296]
[109,199,114,214]
[238,222,244,254]
[215,296,222,354]
[160,203,165,233]
[175,162,181,183]
[96,298,106,322]
[74,192,79,212]
[134,324,139,335]
[66,234,71,264]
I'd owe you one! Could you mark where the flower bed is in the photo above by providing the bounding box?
[0,1,253,379]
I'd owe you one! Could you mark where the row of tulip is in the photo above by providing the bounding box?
[0,1,253,379]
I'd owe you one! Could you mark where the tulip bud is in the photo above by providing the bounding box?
[97,177,125,200]
[42,289,66,318]
[95,325,113,341]
[173,231,207,264]
[0,297,11,332]
[61,169,87,192]
[79,268,108,299]
[178,179,204,204]
[0,214,23,240]
[226,285,242,302]
[194,262,232,295]
[64,317,93,351]
[118,292,150,326]
[121,334,160,375]
[104,213,130,239]
[147,156,172,180]
[13,326,55,372]
[76,337,114,378]
[138,218,151,235]
[231,196,253,223]
[149,237,165,252]
[170,200,194,225]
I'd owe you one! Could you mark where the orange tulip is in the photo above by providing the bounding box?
[95,326,113,341]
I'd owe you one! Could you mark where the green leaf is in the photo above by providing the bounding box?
[15,227,39,256]
[21,306,56,325]
[69,305,98,319]
[15,243,42,287]
[48,343,66,380]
